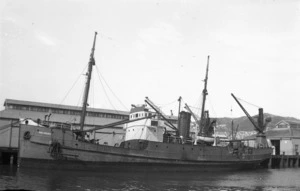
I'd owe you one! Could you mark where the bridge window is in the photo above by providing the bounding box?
[151,121,158,127]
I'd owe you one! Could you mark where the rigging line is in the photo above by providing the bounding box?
[59,64,88,106]
[189,105,202,110]
[156,99,177,107]
[95,66,128,111]
[0,128,10,134]
[236,96,261,109]
[95,67,120,115]
[91,75,95,126]
[76,80,86,108]
[66,63,87,124]
[193,95,202,109]
[207,96,218,118]
[192,95,203,117]
[195,101,202,118]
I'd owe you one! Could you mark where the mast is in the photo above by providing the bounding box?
[79,32,98,132]
[177,96,182,130]
[199,55,209,135]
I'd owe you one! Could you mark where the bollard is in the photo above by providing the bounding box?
[296,156,299,168]
[10,155,14,165]
[285,156,289,168]
[280,155,284,168]
[268,155,272,168]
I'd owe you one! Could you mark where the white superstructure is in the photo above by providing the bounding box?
[123,105,165,142]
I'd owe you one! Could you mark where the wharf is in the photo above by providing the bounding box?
[268,155,300,168]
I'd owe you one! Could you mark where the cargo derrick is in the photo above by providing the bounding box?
[231,93,270,148]
[145,97,177,132]
[145,97,193,143]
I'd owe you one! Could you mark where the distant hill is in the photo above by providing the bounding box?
[215,114,300,132]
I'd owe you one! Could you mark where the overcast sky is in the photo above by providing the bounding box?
[1,0,299,119]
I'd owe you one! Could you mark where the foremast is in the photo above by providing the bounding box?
[79,32,98,134]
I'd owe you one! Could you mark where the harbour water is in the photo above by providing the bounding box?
[0,165,299,191]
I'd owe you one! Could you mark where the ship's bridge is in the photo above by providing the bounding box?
[124,105,165,142]
[128,104,152,120]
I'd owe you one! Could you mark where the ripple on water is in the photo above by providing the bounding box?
[0,166,300,191]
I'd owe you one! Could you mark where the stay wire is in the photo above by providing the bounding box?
[95,67,120,115]
[207,95,218,118]
[59,64,88,106]
[91,75,95,126]
[96,66,128,111]
[76,80,86,108]
[236,96,261,109]
[156,99,178,108]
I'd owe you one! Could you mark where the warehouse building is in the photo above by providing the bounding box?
[268,120,300,155]
[0,99,129,164]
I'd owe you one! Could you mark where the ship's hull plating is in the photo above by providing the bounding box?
[18,125,272,171]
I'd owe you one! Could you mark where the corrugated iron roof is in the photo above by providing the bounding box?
[243,127,300,140]
[275,119,300,126]
[4,99,129,115]
[266,129,292,138]
[0,109,124,127]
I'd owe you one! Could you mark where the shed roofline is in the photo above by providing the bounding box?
[4,99,129,115]
[275,119,300,127]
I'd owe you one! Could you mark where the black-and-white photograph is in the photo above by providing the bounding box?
[0,0,300,190]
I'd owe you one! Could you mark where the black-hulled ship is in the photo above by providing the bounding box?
[17,32,272,171]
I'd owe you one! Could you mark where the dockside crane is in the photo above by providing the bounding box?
[231,93,263,134]
[231,93,271,147]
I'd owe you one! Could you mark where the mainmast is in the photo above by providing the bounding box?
[199,55,209,135]
[79,32,98,132]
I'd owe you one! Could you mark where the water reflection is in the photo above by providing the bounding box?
[1,165,299,191]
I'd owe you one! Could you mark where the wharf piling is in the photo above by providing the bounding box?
[268,155,300,168]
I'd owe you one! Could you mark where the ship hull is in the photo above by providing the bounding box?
[19,158,262,172]
[18,124,272,171]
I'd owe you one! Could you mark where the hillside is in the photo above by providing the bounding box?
[215,114,300,132]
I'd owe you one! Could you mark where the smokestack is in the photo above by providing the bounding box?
[178,111,191,140]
